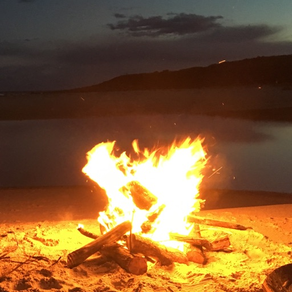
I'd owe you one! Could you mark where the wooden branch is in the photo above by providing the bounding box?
[188,215,249,230]
[67,221,131,268]
[127,234,188,266]
[170,233,231,251]
[122,181,158,210]
[77,226,99,240]
[100,243,147,275]
[208,234,231,251]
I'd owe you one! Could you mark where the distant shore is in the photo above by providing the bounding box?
[1,86,292,122]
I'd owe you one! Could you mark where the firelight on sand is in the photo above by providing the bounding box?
[82,137,208,248]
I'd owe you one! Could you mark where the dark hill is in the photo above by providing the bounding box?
[71,54,292,92]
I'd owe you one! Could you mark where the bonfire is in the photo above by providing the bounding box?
[0,137,291,292]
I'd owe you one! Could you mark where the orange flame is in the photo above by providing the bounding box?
[82,137,208,246]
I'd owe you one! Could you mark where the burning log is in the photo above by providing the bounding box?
[122,181,157,210]
[188,215,249,230]
[141,204,165,233]
[127,234,188,266]
[100,243,147,275]
[67,221,131,268]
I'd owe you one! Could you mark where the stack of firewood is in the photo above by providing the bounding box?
[67,181,249,274]
[67,215,249,275]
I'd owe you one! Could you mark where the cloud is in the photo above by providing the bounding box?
[108,12,281,43]
[200,24,281,43]
[108,13,223,37]
[114,13,126,19]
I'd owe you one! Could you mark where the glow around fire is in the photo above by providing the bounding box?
[82,137,208,243]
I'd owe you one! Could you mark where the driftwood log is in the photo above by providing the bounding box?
[67,221,131,268]
[100,243,147,275]
[188,215,249,230]
[127,234,188,265]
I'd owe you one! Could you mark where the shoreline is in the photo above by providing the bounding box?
[1,186,291,224]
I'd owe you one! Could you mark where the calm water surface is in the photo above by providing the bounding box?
[0,114,291,193]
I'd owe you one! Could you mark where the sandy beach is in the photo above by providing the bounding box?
[0,186,291,291]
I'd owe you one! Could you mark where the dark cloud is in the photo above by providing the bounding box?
[200,24,281,43]
[114,13,126,19]
[108,13,223,37]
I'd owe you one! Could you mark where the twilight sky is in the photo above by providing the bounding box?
[1,0,292,91]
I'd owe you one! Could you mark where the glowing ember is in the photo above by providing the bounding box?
[82,137,208,248]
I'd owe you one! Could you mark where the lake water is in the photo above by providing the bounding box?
[0,114,291,193]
